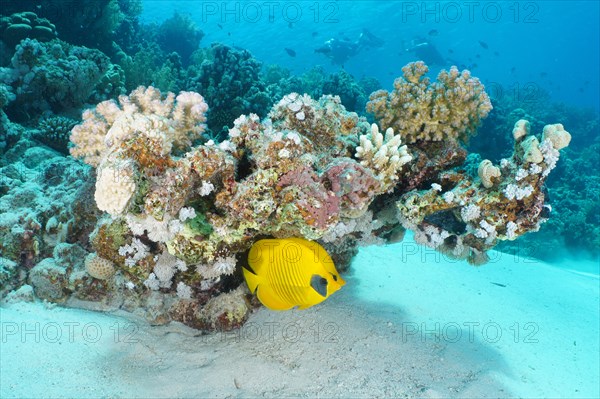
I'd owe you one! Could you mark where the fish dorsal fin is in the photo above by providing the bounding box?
[310,274,328,297]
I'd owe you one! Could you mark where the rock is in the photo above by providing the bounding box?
[196,286,251,331]
[28,258,67,301]
[4,284,35,303]
[0,257,19,297]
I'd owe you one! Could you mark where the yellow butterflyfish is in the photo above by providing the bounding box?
[243,237,345,310]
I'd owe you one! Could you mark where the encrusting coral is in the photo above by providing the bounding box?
[395,119,571,264]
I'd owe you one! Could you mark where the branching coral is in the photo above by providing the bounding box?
[367,61,492,144]
[31,116,78,154]
[355,123,412,192]
[187,43,271,135]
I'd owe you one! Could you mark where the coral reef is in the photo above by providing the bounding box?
[319,70,371,113]
[0,11,57,48]
[31,116,77,154]
[62,84,414,328]
[0,135,93,260]
[395,119,571,264]
[267,66,379,115]
[469,84,599,258]
[1,0,142,56]
[0,39,125,120]
[156,12,204,66]
[63,62,570,318]
[0,257,19,297]
[119,44,185,93]
[1,57,578,331]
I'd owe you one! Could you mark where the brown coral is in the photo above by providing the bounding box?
[84,253,115,280]
[367,61,492,144]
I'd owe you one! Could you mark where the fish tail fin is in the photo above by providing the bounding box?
[242,266,261,294]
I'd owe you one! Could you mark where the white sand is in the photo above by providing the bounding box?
[2,234,598,398]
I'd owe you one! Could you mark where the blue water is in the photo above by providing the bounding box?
[1,1,599,398]
[141,0,600,111]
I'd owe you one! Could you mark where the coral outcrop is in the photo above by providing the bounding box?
[2,60,575,331]
[187,43,271,135]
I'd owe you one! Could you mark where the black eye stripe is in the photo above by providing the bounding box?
[310,274,328,297]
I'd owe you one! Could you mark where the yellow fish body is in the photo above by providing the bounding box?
[243,238,345,310]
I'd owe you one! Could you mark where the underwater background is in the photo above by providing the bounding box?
[0,0,599,398]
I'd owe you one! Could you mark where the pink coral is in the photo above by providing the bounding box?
[322,160,381,218]
[277,166,340,229]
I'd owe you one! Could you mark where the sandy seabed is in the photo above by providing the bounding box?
[1,234,599,398]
